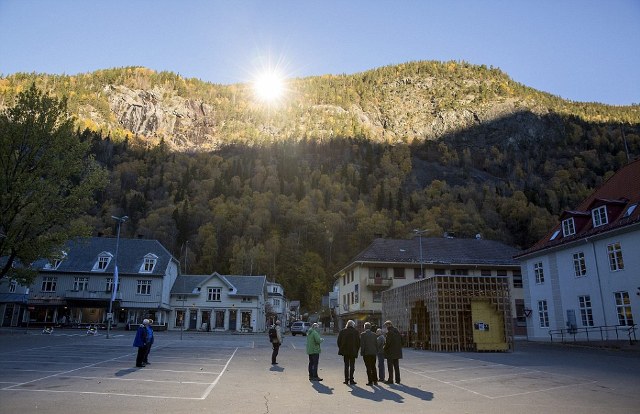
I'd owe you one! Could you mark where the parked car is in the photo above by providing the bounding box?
[290,321,311,336]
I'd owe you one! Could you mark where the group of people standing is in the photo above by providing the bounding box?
[269,319,403,386]
[133,319,155,368]
[338,319,403,386]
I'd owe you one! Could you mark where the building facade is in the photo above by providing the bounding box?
[169,272,267,333]
[516,160,640,342]
[266,281,289,326]
[0,237,180,329]
[334,236,523,341]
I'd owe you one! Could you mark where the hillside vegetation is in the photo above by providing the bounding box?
[1,61,639,310]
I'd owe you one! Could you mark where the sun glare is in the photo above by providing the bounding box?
[253,70,286,103]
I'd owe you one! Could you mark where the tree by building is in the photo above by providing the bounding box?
[0,84,108,284]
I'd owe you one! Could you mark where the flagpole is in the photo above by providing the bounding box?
[108,215,128,339]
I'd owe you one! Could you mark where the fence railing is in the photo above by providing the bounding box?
[548,324,637,345]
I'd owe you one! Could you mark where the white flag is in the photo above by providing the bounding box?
[111,265,119,302]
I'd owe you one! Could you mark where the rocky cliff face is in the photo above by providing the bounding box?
[104,85,223,151]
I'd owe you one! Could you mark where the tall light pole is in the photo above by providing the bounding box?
[107,215,128,339]
[413,229,428,279]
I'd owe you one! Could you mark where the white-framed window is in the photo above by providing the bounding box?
[140,254,158,273]
[106,278,120,293]
[614,291,634,326]
[9,280,17,293]
[607,242,624,271]
[136,280,151,295]
[92,253,113,272]
[73,277,89,291]
[207,287,221,301]
[41,277,57,292]
[534,262,544,284]
[573,252,587,277]
[242,297,252,303]
[512,270,523,288]
[272,286,278,293]
[592,205,608,227]
[273,298,280,306]
[537,300,549,328]
[578,295,594,327]
[562,218,576,237]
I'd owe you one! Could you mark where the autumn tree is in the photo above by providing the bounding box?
[0,84,108,283]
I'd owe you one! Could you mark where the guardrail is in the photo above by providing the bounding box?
[548,324,637,345]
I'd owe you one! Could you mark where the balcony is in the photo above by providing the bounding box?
[365,276,392,289]
[64,290,122,301]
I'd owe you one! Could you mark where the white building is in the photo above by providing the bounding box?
[169,272,267,333]
[516,159,640,342]
[266,281,289,326]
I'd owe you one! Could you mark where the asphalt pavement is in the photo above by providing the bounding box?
[0,328,638,414]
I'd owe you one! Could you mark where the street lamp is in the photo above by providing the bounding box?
[107,215,128,339]
[413,229,429,279]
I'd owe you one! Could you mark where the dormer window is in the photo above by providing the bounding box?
[592,205,608,227]
[92,252,113,272]
[139,253,158,273]
[562,218,576,237]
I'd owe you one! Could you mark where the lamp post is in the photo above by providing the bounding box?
[108,215,128,339]
[413,229,428,279]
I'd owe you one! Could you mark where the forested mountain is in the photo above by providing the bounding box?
[2,61,639,311]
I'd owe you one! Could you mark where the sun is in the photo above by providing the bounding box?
[253,69,286,103]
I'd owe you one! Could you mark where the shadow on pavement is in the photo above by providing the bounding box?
[115,368,138,377]
[311,381,333,394]
[349,384,404,403]
[269,365,284,372]
[387,383,434,401]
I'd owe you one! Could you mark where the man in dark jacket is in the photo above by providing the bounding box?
[360,322,379,386]
[383,320,403,384]
[337,319,360,385]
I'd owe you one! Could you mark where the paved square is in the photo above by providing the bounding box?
[0,330,638,414]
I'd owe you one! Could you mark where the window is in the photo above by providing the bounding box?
[106,278,120,293]
[562,218,576,237]
[41,277,57,292]
[92,253,113,271]
[614,292,634,326]
[480,269,492,276]
[73,277,89,291]
[242,297,252,303]
[273,298,280,306]
[414,268,424,279]
[372,291,382,303]
[549,230,560,241]
[496,270,507,276]
[537,300,549,328]
[140,254,158,273]
[512,270,523,288]
[578,295,594,327]
[272,286,278,293]
[592,205,608,227]
[175,309,185,328]
[451,269,469,275]
[136,280,151,295]
[207,287,221,301]
[607,242,624,271]
[434,268,446,275]
[9,280,17,293]
[393,268,405,279]
[573,252,587,277]
[534,262,544,284]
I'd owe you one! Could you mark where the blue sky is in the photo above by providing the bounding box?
[1,0,638,105]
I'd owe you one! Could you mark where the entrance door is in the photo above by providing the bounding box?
[189,310,198,330]
[2,305,14,327]
[229,309,237,331]
[201,310,211,331]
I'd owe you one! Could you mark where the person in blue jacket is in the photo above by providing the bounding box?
[133,319,149,367]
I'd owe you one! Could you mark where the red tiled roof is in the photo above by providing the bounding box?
[517,159,640,257]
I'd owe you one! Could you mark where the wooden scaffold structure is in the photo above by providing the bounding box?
[382,275,512,352]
